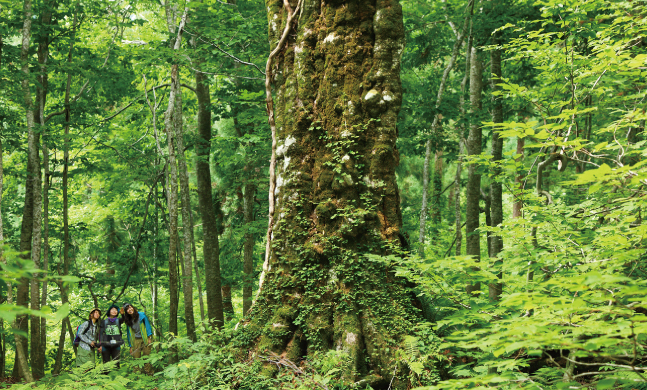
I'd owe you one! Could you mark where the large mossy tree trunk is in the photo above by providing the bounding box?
[242,1,418,387]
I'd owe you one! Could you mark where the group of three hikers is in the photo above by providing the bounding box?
[75,302,153,372]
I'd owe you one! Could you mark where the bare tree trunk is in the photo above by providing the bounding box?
[29,103,43,381]
[51,320,65,375]
[175,80,197,343]
[242,182,255,316]
[454,142,464,256]
[195,64,224,329]
[488,42,503,302]
[430,150,443,227]
[418,0,474,255]
[39,143,49,380]
[221,285,234,321]
[419,143,432,255]
[56,8,78,376]
[513,138,524,218]
[153,185,161,336]
[0,32,5,379]
[455,25,472,258]
[189,211,205,321]
[144,76,164,336]
[30,3,54,374]
[166,89,180,342]
[0,118,5,379]
[163,6,188,343]
[465,46,483,295]
[15,0,35,381]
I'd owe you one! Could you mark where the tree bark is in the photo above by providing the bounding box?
[195,62,224,328]
[29,90,43,382]
[430,150,443,227]
[221,285,234,321]
[419,142,432,255]
[189,211,205,322]
[166,87,180,342]
[51,320,65,375]
[30,2,55,376]
[465,46,482,295]
[242,182,255,316]
[454,142,464,256]
[15,0,35,381]
[0,32,4,378]
[513,138,524,218]
[163,6,188,342]
[488,43,503,302]
[175,79,197,343]
[455,26,472,258]
[418,0,474,255]
[55,8,78,377]
[244,1,416,387]
[0,118,5,379]
[39,139,49,381]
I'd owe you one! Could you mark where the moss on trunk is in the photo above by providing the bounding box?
[239,1,418,388]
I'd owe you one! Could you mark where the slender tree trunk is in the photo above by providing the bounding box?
[454,142,464,256]
[175,80,197,343]
[29,105,43,381]
[57,9,78,376]
[0,123,5,379]
[52,323,65,375]
[153,185,161,336]
[144,76,164,336]
[419,142,432,255]
[242,182,255,316]
[163,7,188,342]
[418,0,474,255]
[39,147,49,379]
[15,0,36,381]
[189,211,205,321]
[513,138,524,218]
[195,65,224,328]
[165,86,180,341]
[488,43,503,302]
[455,26,472,258]
[0,33,5,379]
[30,3,54,374]
[465,46,483,295]
[221,285,234,321]
[482,188,491,257]
[430,150,443,227]
[191,0,224,326]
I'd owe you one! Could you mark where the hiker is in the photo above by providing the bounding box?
[99,304,125,368]
[121,303,154,373]
[76,308,102,368]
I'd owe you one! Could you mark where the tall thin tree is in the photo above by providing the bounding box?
[16,0,37,380]
[194,47,224,329]
[163,4,189,342]
[488,37,503,301]
[465,46,483,294]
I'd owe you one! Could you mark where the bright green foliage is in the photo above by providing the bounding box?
[394,0,647,388]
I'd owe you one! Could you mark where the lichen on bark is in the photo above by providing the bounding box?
[240,1,418,388]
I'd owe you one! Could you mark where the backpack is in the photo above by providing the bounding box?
[72,321,93,347]
[99,317,124,347]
